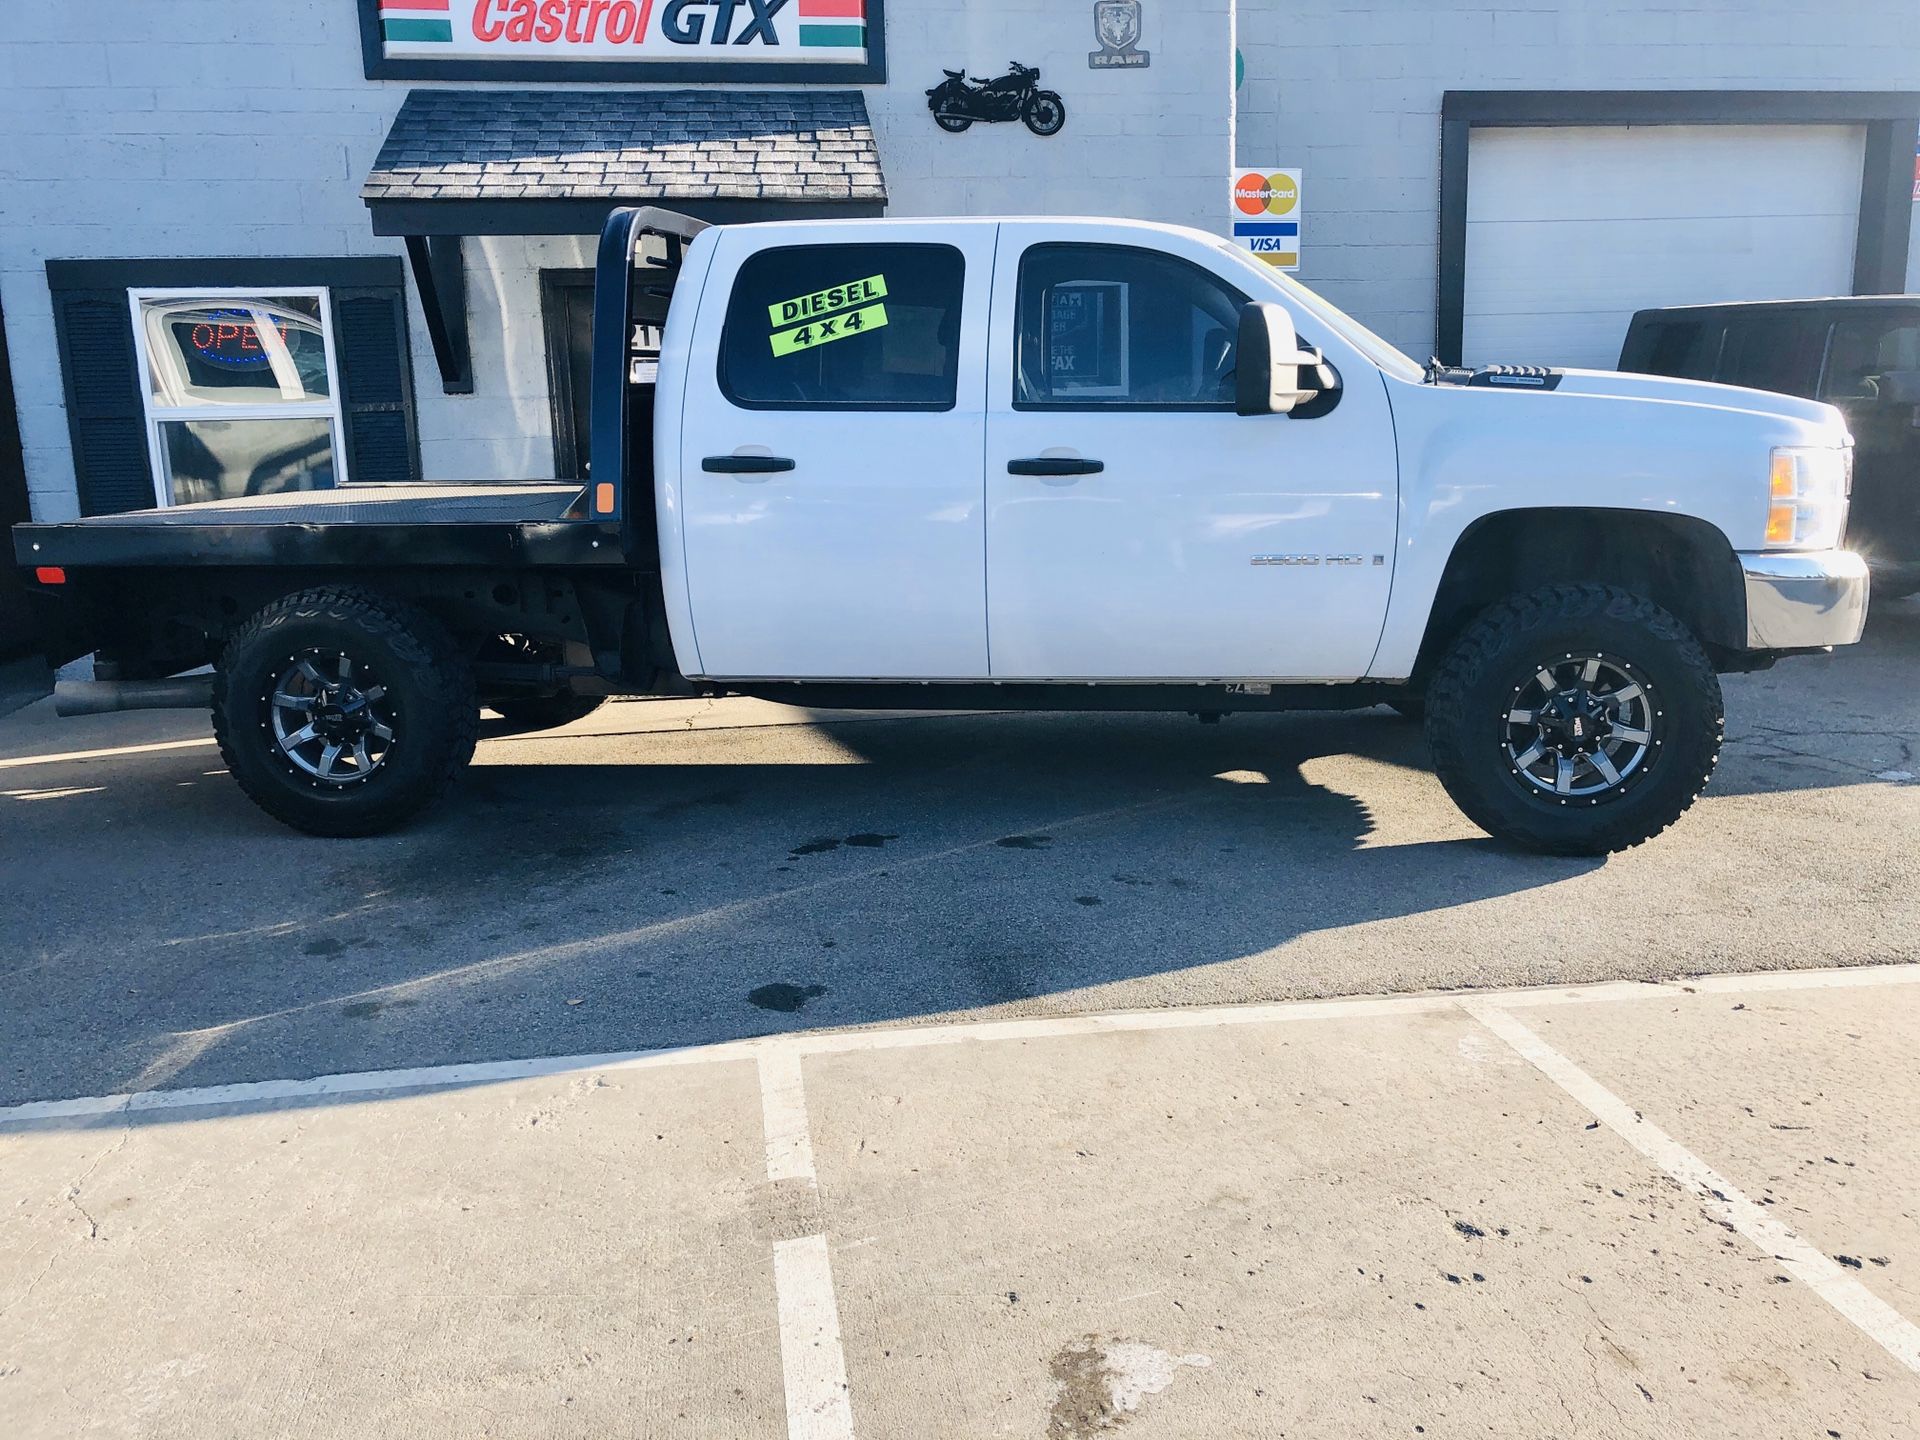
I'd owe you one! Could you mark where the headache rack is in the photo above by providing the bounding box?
[586,206,712,549]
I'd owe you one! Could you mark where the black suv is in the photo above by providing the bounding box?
[1620,297,1920,596]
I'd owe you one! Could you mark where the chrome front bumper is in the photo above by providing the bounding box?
[1739,551,1870,650]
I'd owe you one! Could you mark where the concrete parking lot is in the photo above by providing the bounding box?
[1,597,1917,1436]
[4,970,1919,1438]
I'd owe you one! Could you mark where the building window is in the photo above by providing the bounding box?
[48,256,417,518]
[131,290,347,507]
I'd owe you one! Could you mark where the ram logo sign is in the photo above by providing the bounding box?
[363,0,881,77]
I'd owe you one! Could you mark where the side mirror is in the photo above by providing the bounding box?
[1235,301,1322,416]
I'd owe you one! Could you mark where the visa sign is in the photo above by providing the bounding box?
[1229,167,1302,271]
[374,0,871,66]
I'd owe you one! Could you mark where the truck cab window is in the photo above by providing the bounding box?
[1014,245,1248,409]
[1630,318,1723,381]
[1713,312,1821,397]
[1819,317,1920,402]
[719,243,965,411]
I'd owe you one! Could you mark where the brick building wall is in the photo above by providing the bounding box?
[0,0,1231,519]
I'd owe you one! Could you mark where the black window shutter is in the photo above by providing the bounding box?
[330,286,421,485]
[51,291,155,516]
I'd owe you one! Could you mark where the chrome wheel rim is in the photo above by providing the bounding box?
[266,650,396,785]
[1503,653,1657,802]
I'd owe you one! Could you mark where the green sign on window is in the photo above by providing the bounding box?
[769,274,890,356]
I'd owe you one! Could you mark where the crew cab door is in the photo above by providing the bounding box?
[984,230,1398,680]
[674,225,994,679]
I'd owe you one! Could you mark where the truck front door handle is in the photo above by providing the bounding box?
[1007,457,1104,477]
[702,455,795,474]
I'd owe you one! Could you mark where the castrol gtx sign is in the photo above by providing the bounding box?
[364,0,880,75]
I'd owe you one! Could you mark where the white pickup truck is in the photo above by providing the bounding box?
[15,207,1868,854]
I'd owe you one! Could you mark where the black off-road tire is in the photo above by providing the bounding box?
[1425,584,1723,856]
[488,694,607,733]
[213,587,478,837]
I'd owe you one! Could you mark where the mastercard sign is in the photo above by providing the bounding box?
[1229,167,1302,270]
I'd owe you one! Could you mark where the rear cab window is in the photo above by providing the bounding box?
[718,243,966,411]
[1622,316,1724,382]
[1712,312,1823,398]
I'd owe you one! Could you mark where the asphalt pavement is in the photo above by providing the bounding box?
[1,596,1916,1110]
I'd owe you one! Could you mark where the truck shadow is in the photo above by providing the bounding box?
[3,595,1915,1120]
[7,709,1607,1120]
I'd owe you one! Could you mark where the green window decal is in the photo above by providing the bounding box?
[771,303,889,357]
[769,274,890,356]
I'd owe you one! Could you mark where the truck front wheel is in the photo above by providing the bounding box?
[213,587,478,837]
[1424,584,1723,856]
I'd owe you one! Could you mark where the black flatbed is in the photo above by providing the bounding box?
[13,483,628,569]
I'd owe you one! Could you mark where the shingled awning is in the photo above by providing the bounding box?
[363,88,887,235]
[361,88,887,393]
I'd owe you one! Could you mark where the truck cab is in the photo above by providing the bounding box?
[657,216,1399,684]
[13,208,1870,854]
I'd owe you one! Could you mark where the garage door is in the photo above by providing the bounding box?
[1463,123,1865,369]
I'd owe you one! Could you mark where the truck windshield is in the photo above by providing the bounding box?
[1213,240,1425,383]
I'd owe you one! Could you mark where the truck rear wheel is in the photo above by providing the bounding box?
[1424,584,1723,856]
[213,587,478,837]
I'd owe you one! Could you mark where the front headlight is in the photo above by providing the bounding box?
[1764,446,1850,550]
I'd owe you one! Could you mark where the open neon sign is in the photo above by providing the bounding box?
[186,309,289,369]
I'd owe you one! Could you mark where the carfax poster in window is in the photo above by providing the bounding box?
[1230,169,1302,271]
[1045,281,1129,397]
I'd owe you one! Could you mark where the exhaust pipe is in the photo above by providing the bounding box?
[55,677,215,717]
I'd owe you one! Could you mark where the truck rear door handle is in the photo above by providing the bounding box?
[1007,457,1103,477]
[702,455,795,474]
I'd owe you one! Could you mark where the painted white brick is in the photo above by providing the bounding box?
[27,489,81,525]
[1237,0,1920,355]
[2,0,1912,520]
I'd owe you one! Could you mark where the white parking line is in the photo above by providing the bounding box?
[760,1049,819,1187]
[773,1235,856,1440]
[759,1049,853,1439]
[0,736,215,769]
[4,962,1917,1127]
[1465,1001,1920,1377]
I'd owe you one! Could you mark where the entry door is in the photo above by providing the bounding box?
[678,225,995,679]
[984,233,1399,681]
[540,269,595,479]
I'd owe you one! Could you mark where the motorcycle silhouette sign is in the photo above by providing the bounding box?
[926,61,1067,136]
